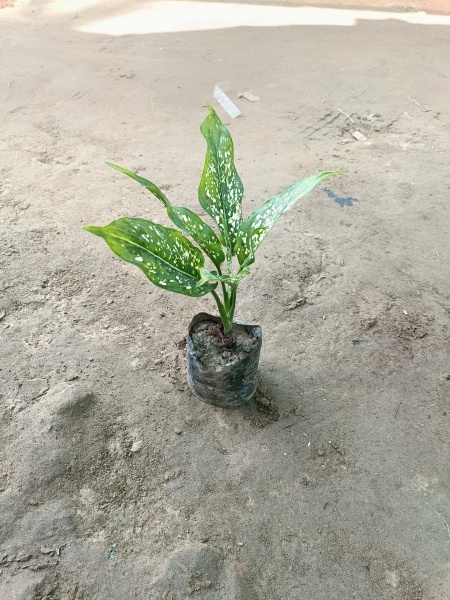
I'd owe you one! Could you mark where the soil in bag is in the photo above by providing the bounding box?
[187,313,262,408]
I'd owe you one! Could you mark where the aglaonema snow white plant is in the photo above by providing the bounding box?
[85,107,342,337]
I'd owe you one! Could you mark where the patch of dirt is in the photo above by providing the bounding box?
[352,287,441,374]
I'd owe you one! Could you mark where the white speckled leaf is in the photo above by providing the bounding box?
[197,267,251,287]
[233,227,267,269]
[107,163,225,268]
[234,171,341,265]
[198,108,243,252]
[166,206,225,268]
[84,218,214,297]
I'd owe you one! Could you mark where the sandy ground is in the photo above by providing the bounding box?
[1,1,450,598]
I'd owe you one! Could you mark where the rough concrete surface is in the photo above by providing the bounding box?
[1,1,449,598]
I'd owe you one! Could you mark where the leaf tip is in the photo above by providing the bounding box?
[83,225,102,236]
[106,162,121,172]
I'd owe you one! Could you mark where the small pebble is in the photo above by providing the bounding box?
[174,428,182,435]
[130,440,143,452]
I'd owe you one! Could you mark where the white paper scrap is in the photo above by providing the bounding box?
[213,84,241,119]
[352,130,367,142]
[238,91,260,102]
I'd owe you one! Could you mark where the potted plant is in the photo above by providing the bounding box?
[85,107,341,408]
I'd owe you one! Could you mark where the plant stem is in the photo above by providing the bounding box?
[211,289,233,333]
[226,244,233,276]
[229,287,237,320]
[221,282,229,310]
[211,282,238,334]
[216,264,228,307]
[211,251,239,334]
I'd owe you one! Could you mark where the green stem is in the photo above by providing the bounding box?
[226,253,233,276]
[211,290,232,333]
[221,282,229,310]
[212,250,239,334]
[229,287,237,323]
[216,264,228,308]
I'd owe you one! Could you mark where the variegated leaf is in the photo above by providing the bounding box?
[197,267,251,288]
[198,107,243,253]
[233,227,268,269]
[234,171,343,265]
[84,218,214,297]
[107,163,225,268]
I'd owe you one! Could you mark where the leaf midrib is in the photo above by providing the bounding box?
[107,228,201,283]
[211,132,232,251]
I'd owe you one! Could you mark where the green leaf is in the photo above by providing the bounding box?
[197,267,251,288]
[234,171,344,265]
[198,107,243,254]
[233,227,268,269]
[165,206,225,268]
[107,163,225,268]
[84,218,215,297]
[107,162,170,206]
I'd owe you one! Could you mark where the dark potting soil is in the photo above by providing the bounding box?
[190,320,259,372]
